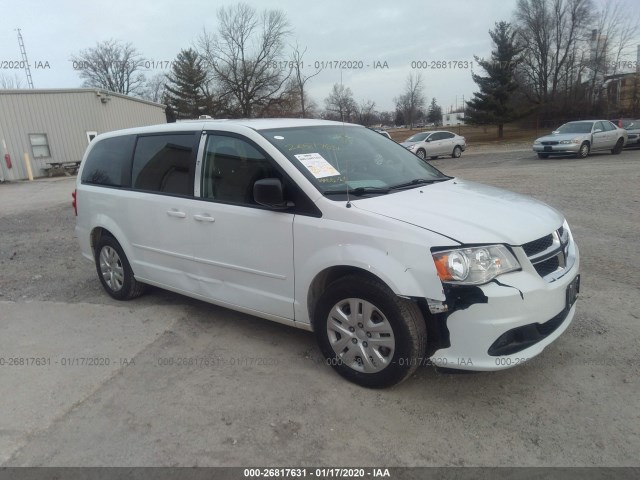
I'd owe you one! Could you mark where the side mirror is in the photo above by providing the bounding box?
[253,178,293,209]
[426,138,432,142]
[594,128,602,133]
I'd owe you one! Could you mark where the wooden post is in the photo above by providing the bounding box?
[23,152,34,181]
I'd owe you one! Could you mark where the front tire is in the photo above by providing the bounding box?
[95,235,145,300]
[416,149,426,160]
[577,142,590,159]
[611,138,624,154]
[314,275,427,388]
[452,145,462,158]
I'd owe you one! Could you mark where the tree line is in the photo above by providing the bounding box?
[64,0,639,133]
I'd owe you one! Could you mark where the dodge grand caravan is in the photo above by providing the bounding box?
[74,119,580,388]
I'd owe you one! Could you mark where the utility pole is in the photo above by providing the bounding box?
[16,29,34,89]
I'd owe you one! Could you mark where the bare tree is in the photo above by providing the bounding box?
[324,83,358,121]
[289,42,322,118]
[141,72,167,103]
[513,0,595,110]
[394,73,425,129]
[71,39,146,95]
[357,99,377,126]
[197,3,292,117]
[0,74,24,89]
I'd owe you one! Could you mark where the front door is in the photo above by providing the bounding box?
[190,132,296,320]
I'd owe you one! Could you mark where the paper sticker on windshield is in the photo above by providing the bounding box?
[294,153,340,178]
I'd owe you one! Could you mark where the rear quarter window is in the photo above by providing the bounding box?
[81,135,136,187]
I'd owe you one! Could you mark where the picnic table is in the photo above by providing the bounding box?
[43,161,81,177]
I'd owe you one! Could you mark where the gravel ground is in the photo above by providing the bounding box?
[0,148,639,467]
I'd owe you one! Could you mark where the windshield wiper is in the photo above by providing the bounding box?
[324,186,391,196]
[388,177,450,190]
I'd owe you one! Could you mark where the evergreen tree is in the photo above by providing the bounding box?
[427,98,442,126]
[466,22,523,138]
[164,49,210,119]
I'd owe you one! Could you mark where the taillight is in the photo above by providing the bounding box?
[72,189,77,216]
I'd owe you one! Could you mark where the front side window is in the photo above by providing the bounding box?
[201,134,281,205]
[259,125,448,200]
[29,134,51,158]
[603,121,616,131]
[132,134,196,196]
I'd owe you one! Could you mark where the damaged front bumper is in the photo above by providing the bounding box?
[429,246,580,371]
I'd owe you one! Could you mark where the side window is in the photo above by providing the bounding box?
[132,134,196,196]
[430,132,443,141]
[603,121,616,131]
[201,134,280,205]
[442,132,455,139]
[594,121,605,132]
[81,135,135,187]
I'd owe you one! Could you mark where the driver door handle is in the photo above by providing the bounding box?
[194,214,215,223]
[166,209,186,218]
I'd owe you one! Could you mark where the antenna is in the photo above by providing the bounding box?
[16,29,34,89]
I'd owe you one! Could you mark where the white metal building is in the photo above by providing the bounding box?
[0,89,166,181]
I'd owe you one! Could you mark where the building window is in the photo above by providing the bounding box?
[29,134,51,158]
[86,131,98,143]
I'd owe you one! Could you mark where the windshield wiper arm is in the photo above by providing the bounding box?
[324,186,391,196]
[388,177,450,190]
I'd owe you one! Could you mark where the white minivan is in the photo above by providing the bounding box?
[74,119,580,387]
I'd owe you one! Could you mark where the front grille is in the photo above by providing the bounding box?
[533,255,560,277]
[520,226,572,281]
[522,234,553,256]
[541,141,559,145]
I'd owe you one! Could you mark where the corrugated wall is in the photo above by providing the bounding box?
[0,90,166,180]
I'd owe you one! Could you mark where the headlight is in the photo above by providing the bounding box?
[559,139,579,144]
[408,144,417,150]
[432,245,520,285]
[533,140,541,145]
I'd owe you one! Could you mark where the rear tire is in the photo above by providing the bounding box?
[537,153,549,159]
[314,275,427,388]
[577,142,590,159]
[430,156,438,160]
[452,145,462,158]
[611,138,624,154]
[95,235,145,300]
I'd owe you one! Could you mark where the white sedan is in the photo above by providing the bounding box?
[400,130,466,159]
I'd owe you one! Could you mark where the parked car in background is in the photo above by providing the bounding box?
[371,128,392,140]
[612,118,640,148]
[400,131,466,159]
[533,120,627,159]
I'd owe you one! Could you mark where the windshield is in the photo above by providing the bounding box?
[259,125,448,199]
[555,122,593,134]
[405,132,430,142]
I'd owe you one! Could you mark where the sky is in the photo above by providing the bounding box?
[0,0,604,113]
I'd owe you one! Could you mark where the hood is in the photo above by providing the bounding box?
[400,142,417,148]
[535,132,590,142]
[353,179,563,245]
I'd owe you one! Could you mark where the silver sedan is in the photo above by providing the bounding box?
[533,120,627,159]
[400,130,466,159]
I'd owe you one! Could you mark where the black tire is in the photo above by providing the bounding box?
[314,275,427,388]
[452,145,462,158]
[416,148,426,159]
[537,153,549,159]
[611,138,624,154]
[577,142,590,159]
[94,234,145,300]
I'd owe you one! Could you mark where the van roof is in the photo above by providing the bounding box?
[97,118,359,139]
